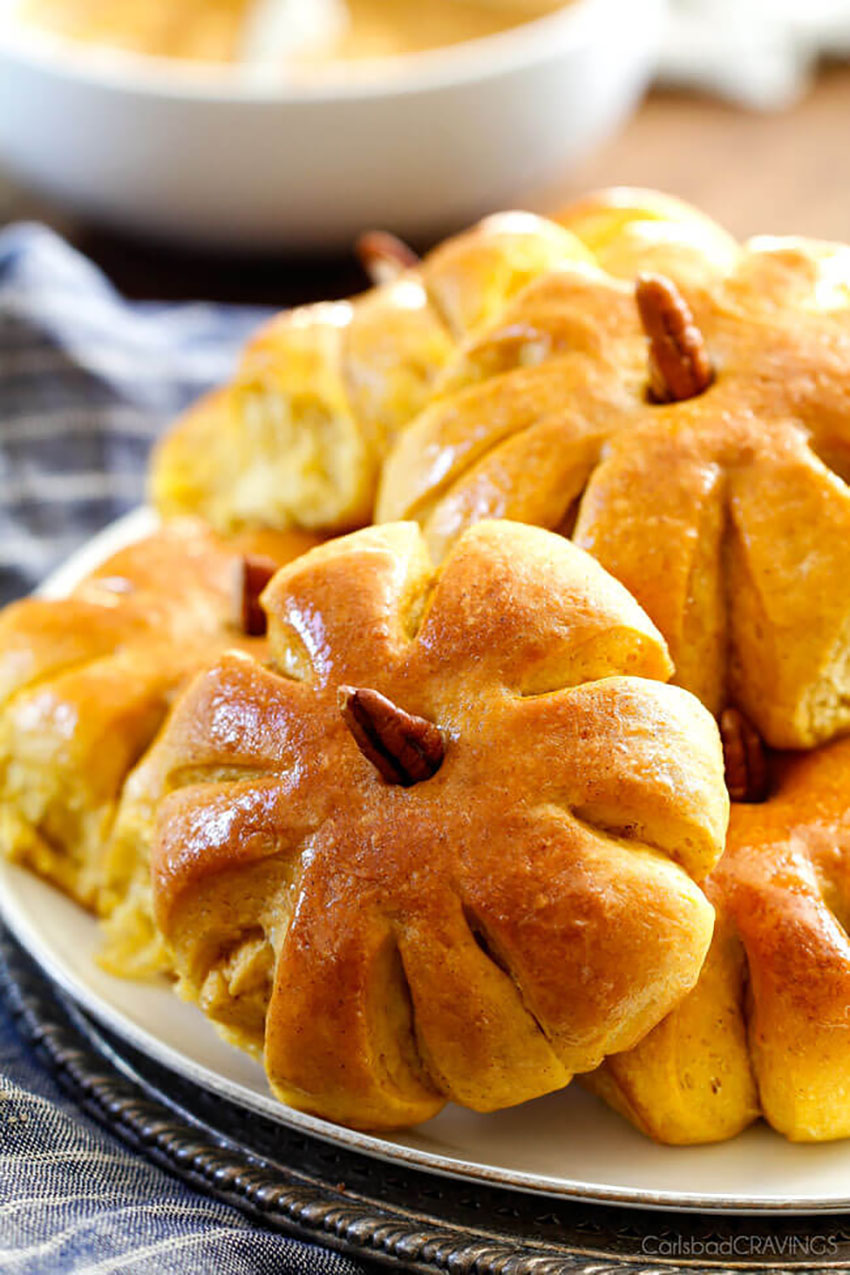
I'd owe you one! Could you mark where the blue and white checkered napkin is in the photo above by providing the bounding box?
[0,223,370,1275]
[0,221,268,604]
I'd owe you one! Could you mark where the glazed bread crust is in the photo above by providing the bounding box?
[586,738,850,1144]
[151,215,594,534]
[378,191,850,748]
[143,520,728,1130]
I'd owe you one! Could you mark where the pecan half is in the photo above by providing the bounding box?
[232,553,278,637]
[720,707,770,804]
[339,686,445,787]
[356,231,420,287]
[636,273,714,403]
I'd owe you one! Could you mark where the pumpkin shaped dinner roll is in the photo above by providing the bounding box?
[151,213,594,534]
[136,521,728,1130]
[585,737,850,1144]
[379,190,850,749]
[151,193,735,542]
[0,519,318,919]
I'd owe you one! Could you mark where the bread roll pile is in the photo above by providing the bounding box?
[7,189,850,1142]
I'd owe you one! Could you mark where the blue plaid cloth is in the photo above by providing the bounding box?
[0,221,271,603]
[0,223,370,1275]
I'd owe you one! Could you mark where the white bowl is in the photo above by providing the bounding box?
[0,0,665,250]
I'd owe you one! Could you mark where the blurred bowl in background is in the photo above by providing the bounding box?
[0,0,665,251]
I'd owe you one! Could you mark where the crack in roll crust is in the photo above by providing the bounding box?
[377,190,850,749]
[137,520,728,1131]
[585,738,850,1144]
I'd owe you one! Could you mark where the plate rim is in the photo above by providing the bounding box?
[11,929,845,1275]
[6,507,850,1217]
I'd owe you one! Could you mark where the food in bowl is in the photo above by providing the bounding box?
[0,1,663,248]
[17,0,254,62]
[16,0,571,70]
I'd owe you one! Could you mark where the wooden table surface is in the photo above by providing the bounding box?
[4,65,850,306]
[564,64,850,243]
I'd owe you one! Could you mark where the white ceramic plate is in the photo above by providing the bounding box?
[3,509,850,1215]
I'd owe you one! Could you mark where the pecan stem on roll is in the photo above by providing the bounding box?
[339,686,445,787]
[720,707,771,804]
[636,273,714,404]
[356,231,420,287]
[232,553,279,637]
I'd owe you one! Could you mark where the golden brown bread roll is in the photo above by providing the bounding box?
[152,190,732,543]
[586,737,850,1144]
[378,190,850,748]
[0,519,319,933]
[129,520,728,1130]
[151,214,594,534]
